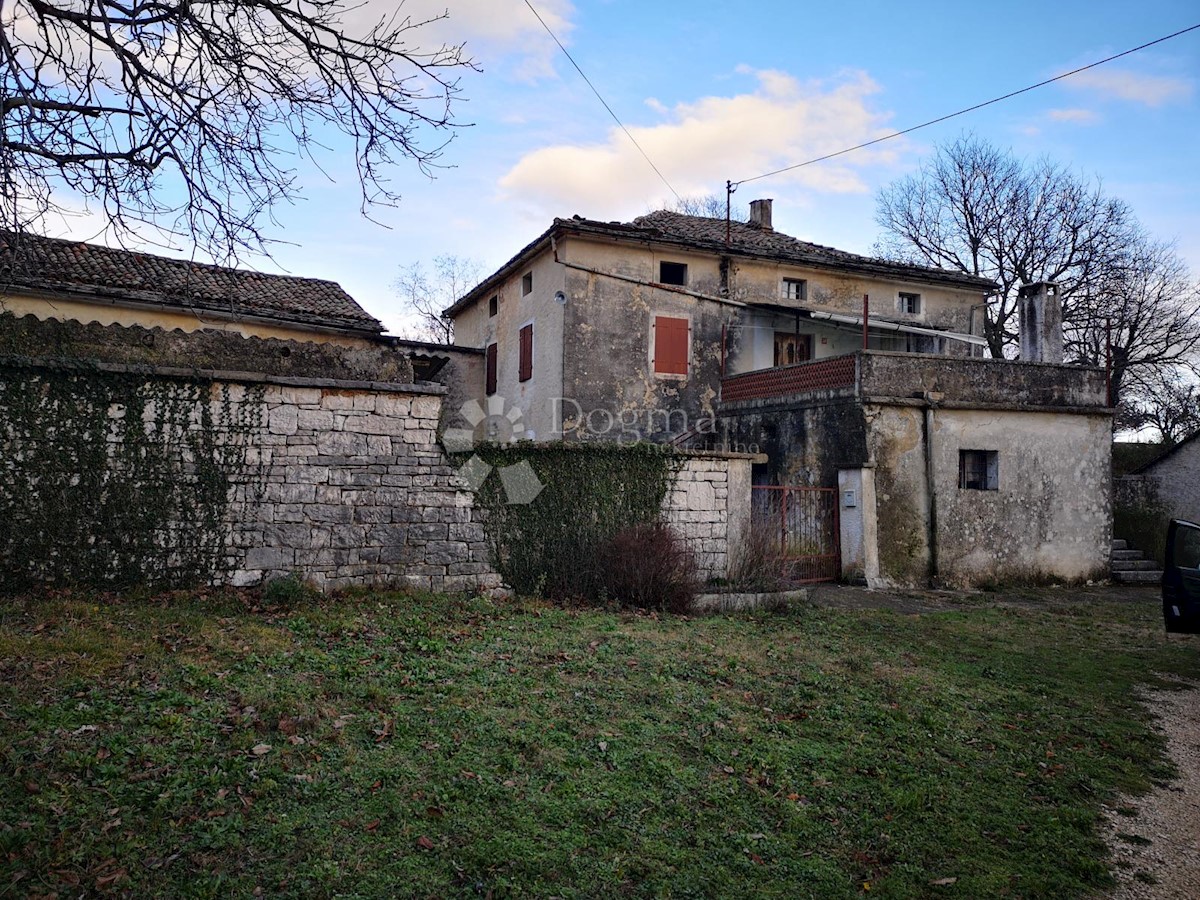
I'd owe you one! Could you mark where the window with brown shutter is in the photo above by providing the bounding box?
[518,323,533,382]
[653,315,689,376]
[485,343,497,395]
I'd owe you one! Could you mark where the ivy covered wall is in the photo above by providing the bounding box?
[0,360,264,591]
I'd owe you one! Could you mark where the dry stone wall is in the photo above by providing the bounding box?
[663,454,753,579]
[226,378,497,592]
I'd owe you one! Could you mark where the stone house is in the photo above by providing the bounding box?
[1123,430,1200,525]
[444,202,1113,588]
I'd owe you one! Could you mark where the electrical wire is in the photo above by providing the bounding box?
[523,0,682,202]
[733,22,1200,187]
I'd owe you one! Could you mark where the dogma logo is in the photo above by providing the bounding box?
[442,397,544,505]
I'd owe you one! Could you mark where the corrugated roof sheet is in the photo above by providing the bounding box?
[0,231,382,334]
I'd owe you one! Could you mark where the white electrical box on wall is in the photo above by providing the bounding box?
[843,490,857,508]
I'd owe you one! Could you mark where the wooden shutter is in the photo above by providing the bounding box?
[518,323,533,382]
[653,316,689,375]
[485,343,497,395]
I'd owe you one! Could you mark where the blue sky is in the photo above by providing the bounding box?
[53,1,1200,334]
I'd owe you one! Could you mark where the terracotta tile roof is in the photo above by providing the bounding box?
[628,210,998,290]
[0,231,383,334]
[445,209,997,317]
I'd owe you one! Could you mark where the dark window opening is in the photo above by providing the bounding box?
[659,261,687,286]
[774,332,813,367]
[518,323,533,382]
[488,295,498,317]
[899,291,921,315]
[521,272,533,296]
[959,449,999,490]
[485,343,497,395]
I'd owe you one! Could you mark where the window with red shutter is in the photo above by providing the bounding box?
[653,315,689,376]
[518,323,533,382]
[485,343,497,395]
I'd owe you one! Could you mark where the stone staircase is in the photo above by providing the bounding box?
[1111,538,1163,585]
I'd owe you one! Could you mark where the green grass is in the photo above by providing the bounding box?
[1,587,1196,898]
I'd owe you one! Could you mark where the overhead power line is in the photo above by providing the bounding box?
[523,0,682,202]
[733,22,1200,188]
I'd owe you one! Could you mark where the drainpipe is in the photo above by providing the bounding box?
[862,294,869,350]
[921,392,941,587]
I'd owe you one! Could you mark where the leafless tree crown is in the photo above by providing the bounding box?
[393,253,481,343]
[875,134,1200,414]
[0,0,477,260]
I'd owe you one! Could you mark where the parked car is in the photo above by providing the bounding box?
[1163,519,1200,633]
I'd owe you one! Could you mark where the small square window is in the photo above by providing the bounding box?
[959,450,999,491]
[521,272,533,296]
[488,295,498,317]
[899,292,921,315]
[783,278,807,301]
[659,261,687,286]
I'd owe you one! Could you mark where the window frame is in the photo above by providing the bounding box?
[521,272,533,296]
[899,291,922,315]
[651,313,691,378]
[958,449,999,491]
[782,278,807,302]
[488,295,498,317]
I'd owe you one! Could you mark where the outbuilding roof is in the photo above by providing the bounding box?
[0,231,383,335]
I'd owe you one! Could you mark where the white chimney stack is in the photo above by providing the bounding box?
[1018,282,1063,364]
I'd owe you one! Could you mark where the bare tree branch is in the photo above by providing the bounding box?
[0,0,478,260]
[392,254,481,344]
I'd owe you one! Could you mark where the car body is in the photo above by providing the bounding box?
[1163,519,1200,634]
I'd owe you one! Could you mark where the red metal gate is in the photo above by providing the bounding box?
[752,486,841,584]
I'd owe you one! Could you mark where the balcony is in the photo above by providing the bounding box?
[720,351,1108,410]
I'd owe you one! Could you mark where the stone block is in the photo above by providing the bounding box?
[352,393,378,412]
[268,404,299,435]
[376,395,412,416]
[279,386,322,406]
[298,409,335,431]
[318,431,368,457]
[244,546,295,570]
[320,392,358,410]
[411,396,441,420]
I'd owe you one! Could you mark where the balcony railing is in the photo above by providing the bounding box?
[720,355,857,402]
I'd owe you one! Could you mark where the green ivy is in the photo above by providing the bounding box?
[459,442,681,600]
[0,362,265,594]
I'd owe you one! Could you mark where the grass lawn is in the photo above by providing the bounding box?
[1,586,1197,898]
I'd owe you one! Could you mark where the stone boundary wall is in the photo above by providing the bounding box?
[224,377,497,592]
[663,454,753,580]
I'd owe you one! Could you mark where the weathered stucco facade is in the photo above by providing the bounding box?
[719,352,1112,587]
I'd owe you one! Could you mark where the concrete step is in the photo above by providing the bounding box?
[1110,549,1146,561]
[1111,558,1161,571]
[1112,539,1128,551]
[1113,569,1162,585]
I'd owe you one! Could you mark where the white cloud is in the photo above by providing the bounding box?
[391,0,576,80]
[1046,108,1100,124]
[1063,68,1192,106]
[498,68,906,220]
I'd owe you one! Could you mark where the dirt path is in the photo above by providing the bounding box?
[1100,683,1200,898]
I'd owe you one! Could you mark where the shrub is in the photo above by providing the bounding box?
[598,523,699,614]
[725,522,787,592]
[262,572,319,607]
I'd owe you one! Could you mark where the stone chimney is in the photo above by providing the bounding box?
[749,198,773,231]
[1018,281,1063,364]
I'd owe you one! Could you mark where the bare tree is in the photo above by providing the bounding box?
[0,0,476,260]
[393,254,481,344]
[875,134,1200,409]
[1119,368,1200,445]
[875,134,1135,358]
[662,194,748,221]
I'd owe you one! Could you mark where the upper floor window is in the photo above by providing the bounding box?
[488,295,498,317]
[659,262,688,286]
[899,291,921,315]
[782,278,807,301]
[518,323,533,382]
[521,272,533,296]
[653,315,689,376]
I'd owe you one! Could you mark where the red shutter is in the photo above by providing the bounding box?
[485,343,497,395]
[518,323,533,382]
[653,316,689,375]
